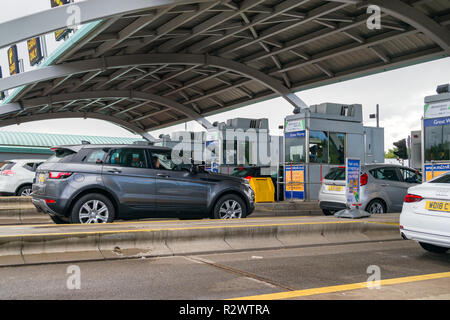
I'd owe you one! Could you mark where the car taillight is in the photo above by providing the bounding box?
[245,176,252,181]
[404,194,423,203]
[360,173,368,186]
[48,172,72,179]
[1,170,14,176]
[45,199,56,204]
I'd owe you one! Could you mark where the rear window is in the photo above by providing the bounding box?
[1,162,15,171]
[429,173,450,184]
[47,149,77,163]
[324,168,345,181]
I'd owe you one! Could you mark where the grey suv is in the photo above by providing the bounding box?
[32,144,255,224]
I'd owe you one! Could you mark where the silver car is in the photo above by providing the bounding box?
[318,164,422,215]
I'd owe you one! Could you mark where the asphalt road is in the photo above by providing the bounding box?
[0,239,449,300]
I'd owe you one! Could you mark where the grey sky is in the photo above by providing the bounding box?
[0,1,449,151]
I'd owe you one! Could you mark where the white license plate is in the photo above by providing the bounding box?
[327,185,343,192]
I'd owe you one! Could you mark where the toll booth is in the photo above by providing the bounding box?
[205,118,277,174]
[422,84,450,181]
[283,103,384,201]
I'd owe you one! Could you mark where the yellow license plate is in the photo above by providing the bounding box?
[426,201,450,212]
[327,185,343,192]
[38,174,45,183]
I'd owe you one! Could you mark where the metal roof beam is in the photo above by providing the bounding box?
[359,0,450,54]
[187,0,310,53]
[0,111,156,142]
[0,0,215,49]
[216,2,349,56]
[157,0,268,53]
[125,1,221,54]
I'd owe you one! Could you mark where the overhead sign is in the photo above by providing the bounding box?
[7,45,19,75]
[424,101,450,119]
[27,37,43,66]
[424,116,450,127]
[285,130,305,139]
[0,67,4,100]
[346,158,361,207]
[285,119,306,133]
[284,165,305,200]
[51,0,71,41]
[424,163,450,182]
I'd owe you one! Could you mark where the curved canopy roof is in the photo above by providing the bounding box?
[0,0,449,139]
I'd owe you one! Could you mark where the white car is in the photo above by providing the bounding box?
[0,159,45,196]
[400,172,450,254]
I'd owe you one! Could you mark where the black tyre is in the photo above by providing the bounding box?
[70,193,115,224]
[322,209,334,216]
[419,242,449,254]
[366,199,386,214]
[17,185,32,197]
[213,194,246,219]
[50,215,67,224]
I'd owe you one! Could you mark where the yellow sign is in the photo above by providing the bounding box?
[27,38,43,66]
[426,201,450,212]
[285,166,304,192]
[7,45,19,75]
[51,0,71,41]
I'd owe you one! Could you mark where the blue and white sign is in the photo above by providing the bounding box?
[424,116,450,127]
[285,130,306,139]
[346,158,361,207]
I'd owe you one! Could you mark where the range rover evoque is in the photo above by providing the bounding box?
[32,144,255,224]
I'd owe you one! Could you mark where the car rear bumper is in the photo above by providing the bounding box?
[400,204,450,248]
[319,201,347,212]
[32,197,68,219]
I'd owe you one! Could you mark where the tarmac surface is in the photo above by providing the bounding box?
[0,239,448,300]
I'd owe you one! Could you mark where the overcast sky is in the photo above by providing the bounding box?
[0,0,449,151]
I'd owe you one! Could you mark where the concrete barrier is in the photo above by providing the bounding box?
[0,218,400,267]
[0,204,51,225]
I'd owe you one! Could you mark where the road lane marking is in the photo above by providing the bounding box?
[0,220,369,238]
[227,271,450,300]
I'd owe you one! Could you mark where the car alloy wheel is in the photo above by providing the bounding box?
[219,200,243,219]
[20,188,32,196]
[368,201,384,214]
[78,200,109,223]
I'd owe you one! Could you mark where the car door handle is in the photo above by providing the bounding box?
[380,184,389,187]
[157,173,170,178]
[108,169,122,173]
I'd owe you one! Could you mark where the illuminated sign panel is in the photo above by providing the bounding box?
[51,0,71,41]
[0,67,5,100]
[7,45,19,75]
[27,37,43,66]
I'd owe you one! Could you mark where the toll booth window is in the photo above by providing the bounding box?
[309,131,329,164]
[285,136,305,163]
[107,149,147,168]
[329,133,346,164]
[425,124,450,161]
